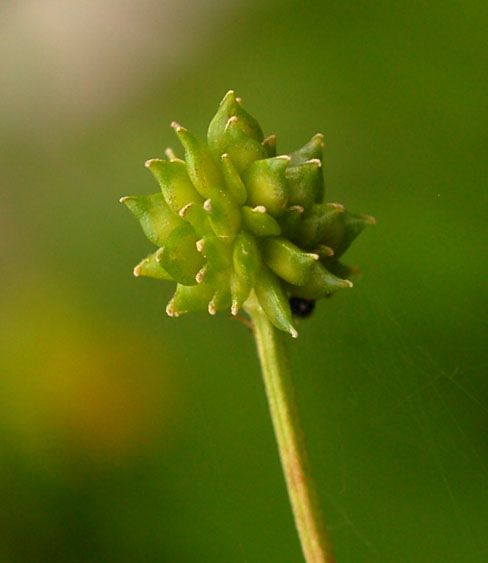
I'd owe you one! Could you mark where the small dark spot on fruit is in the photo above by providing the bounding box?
[290,297,316,318]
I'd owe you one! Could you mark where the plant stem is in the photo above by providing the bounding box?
[245,296,335,563]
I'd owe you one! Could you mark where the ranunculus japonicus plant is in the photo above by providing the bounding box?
[121,91,374,563]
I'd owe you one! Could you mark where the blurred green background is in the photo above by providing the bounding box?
[2,1,487,561]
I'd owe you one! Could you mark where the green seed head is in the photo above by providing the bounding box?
[121,91,374,337]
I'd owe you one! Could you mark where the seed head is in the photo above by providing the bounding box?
[121,91,374,337]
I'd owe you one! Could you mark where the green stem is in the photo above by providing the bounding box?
[245,295,335,563]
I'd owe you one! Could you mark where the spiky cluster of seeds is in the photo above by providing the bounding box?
[121,91,374,337]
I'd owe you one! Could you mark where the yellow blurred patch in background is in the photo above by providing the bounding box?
[0,274,181,464]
